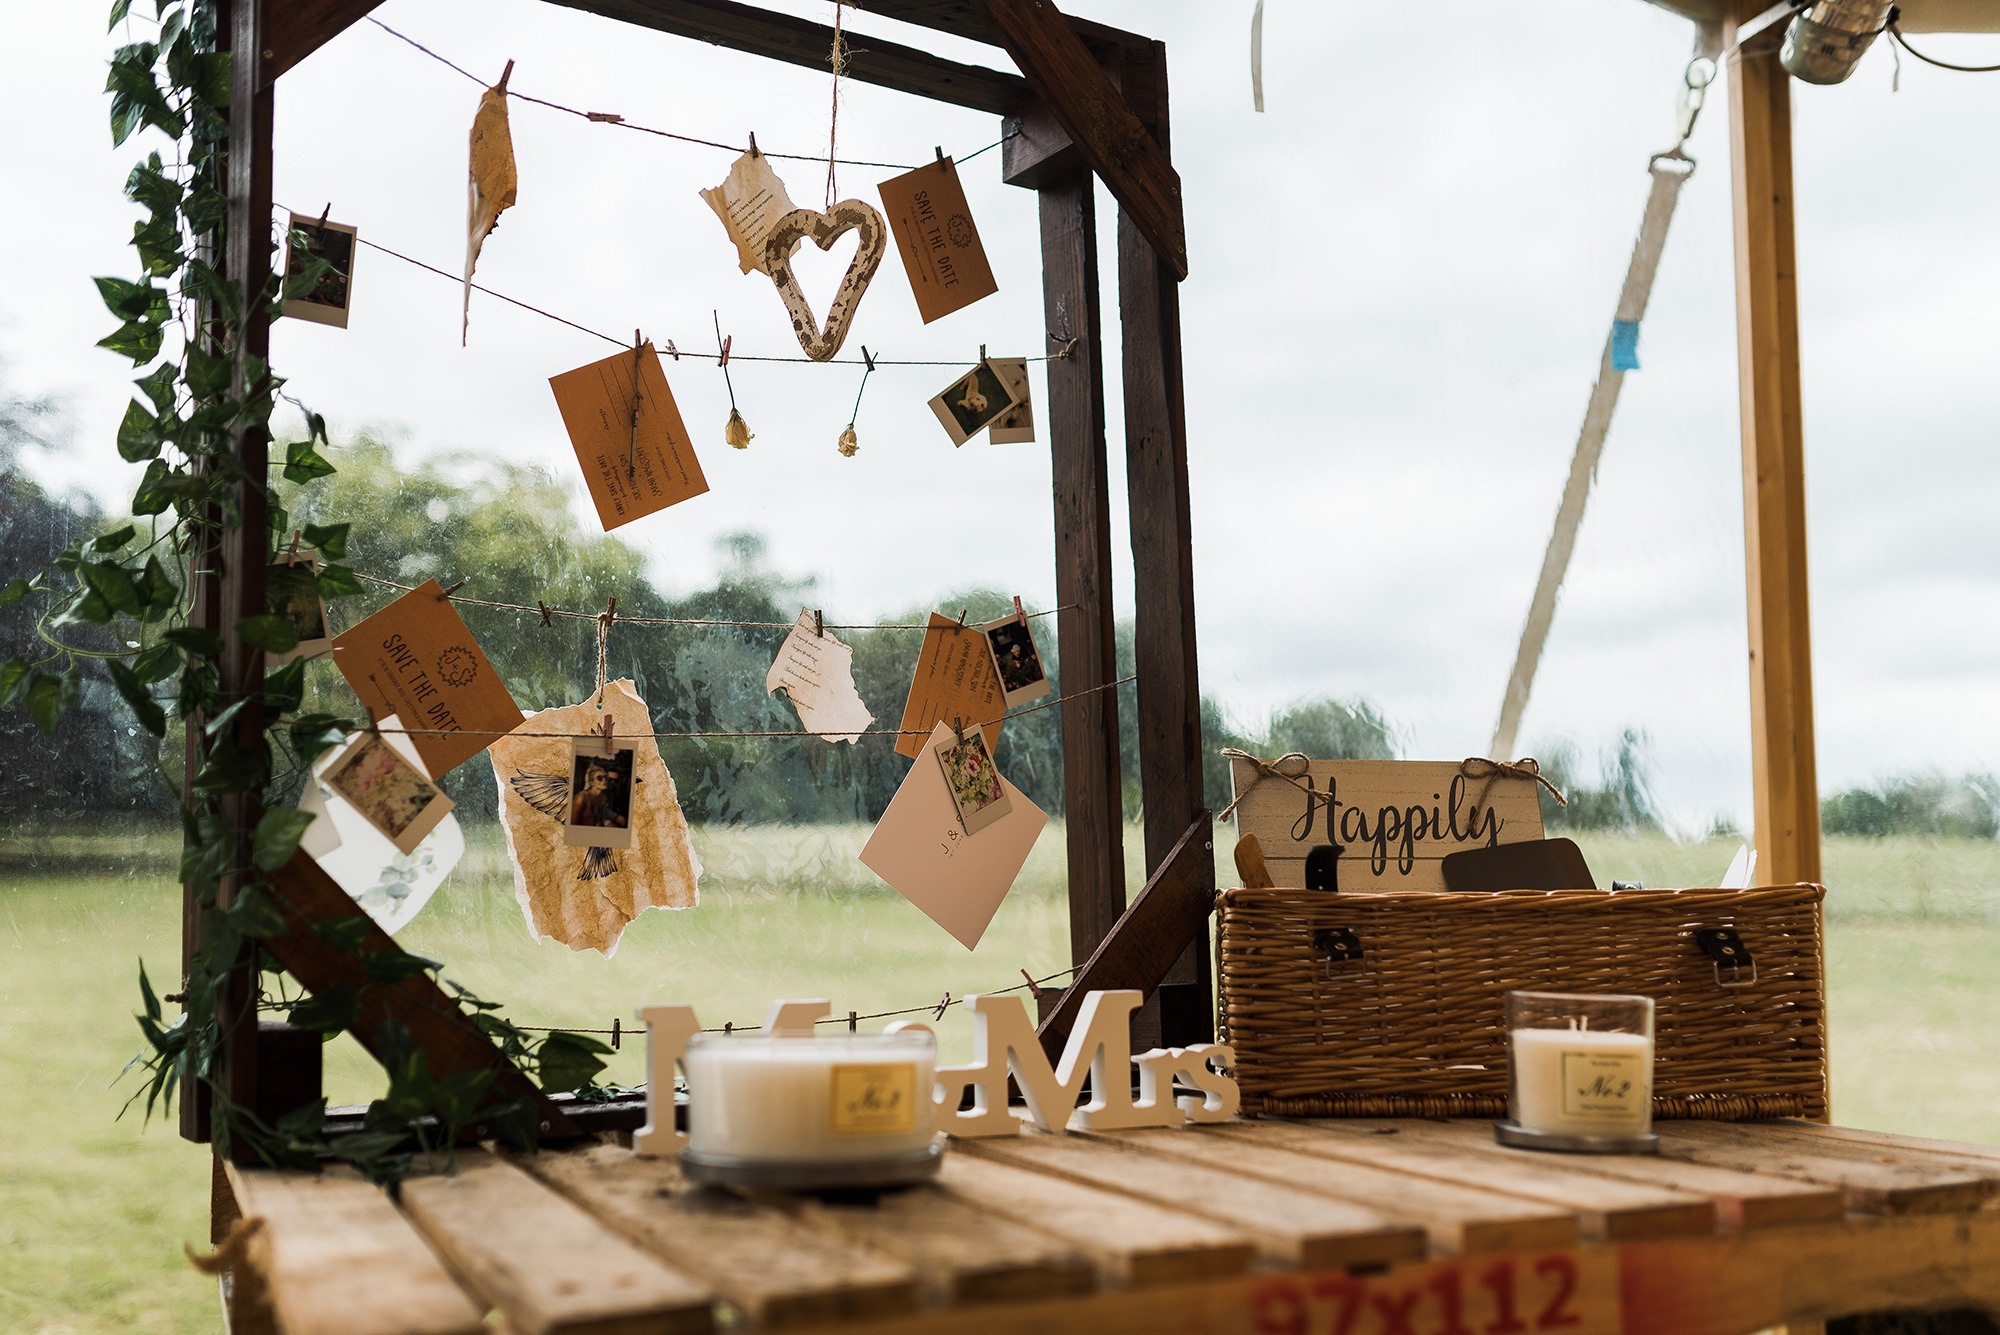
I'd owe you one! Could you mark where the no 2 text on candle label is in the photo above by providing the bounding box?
[829,1063,917,1134]
[1562,1052,1644,1119]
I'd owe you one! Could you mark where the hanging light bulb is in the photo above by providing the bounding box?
[725,408,753,449]
[1782,0,1893,84]
[837,425,858,457]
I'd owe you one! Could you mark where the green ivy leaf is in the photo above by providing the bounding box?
[363,949,439,986]
[309,915,372,954]
[179,808,233,887]
[132,214,184,278]
[98,318,164,365]
[130,459,175,515]
[109,0,133,30]
[116,399,162,462]
[158,6,183,47]
[314,563,362,600]
[182,186,227,233]
[53,585,114,627]
[0,578,28,608]
[131,641,180,683]
[377,1048,434,1124]
[108,659,168,736]
[90,524,138,554]
[275,1097,328,1142]
[262,657,305,713]
[227,885,290,938]
[93,276,161,321]
[289,714,351,765]
[164,625,223,658]
[324,1129,408,1164]
[137,556,179,620]
[537,1031,611,1095]
[202,697,247,737]
[301,522,349,561]
[234,614,298,654]
[26,672,67,736]
[123,153,180,215]
[137,959,161,1023]
[0,656,32,707]
[183,345,231,401]
[81,560,144,618]
[251,807,314,872]
[288,981,359,1034]
[283,437,336,485]
[191,733,264,794]
[134,362,178,414]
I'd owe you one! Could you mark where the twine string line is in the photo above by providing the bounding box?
[1459,755,1567,807]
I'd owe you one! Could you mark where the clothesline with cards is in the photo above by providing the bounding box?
[349,569,1073,633]
[363,15,1012,175]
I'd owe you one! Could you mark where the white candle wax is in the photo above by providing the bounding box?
[1509,1026,1653,1137]
[685,1033,936,1164]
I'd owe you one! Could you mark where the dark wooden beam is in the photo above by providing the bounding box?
[1035,814,1215,1063]
[1115,40,1212,1048]
[263,851,580,1137]
[542,0,1030,116]
[259,0,386,88]
[860,1,1150,61]
[1039,167,1126,974]
[977,0,1185,279]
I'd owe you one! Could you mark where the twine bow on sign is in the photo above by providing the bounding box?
[1216,748,1332,822]
[1460,756,1567,807]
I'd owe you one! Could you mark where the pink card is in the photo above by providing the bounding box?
[859,721,1047,949]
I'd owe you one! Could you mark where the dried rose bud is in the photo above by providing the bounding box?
[837,425,859,457]
[725,408,754,449]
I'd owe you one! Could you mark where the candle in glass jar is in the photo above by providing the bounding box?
[684,1030,936,1165]
[1509,1024,1653,1136]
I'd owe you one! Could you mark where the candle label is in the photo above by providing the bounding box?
[1560,1051,1646,1119]
[829,1062,918,1134]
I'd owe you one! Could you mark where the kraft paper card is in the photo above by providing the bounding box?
[489,679,701,957]
[301,715,464,935]
[861,721,1046,950]
[766,608,874,744]
[700,149,801,277]
[876,157,998,324]
[550,342,710,531]
[332,580,524,780]
[895,612,1004,760]
[988,357,1034,444]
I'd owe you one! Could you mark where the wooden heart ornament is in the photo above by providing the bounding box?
[762,200,886,362]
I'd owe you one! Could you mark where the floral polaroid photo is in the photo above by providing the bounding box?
[266,556,331,667]
[322,731,455,855]
[926,360,1021,447]
[981,612,1052,707]
[935,727,1014,837]
[564,736,635,849]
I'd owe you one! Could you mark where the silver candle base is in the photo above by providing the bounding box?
[680,1141,944,1190]
[1493,1120,1659,1155]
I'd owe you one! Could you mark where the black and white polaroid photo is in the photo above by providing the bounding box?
[987,358,1035,445]
[935,726,1014,837]
[321,731,455,855]
[927,360,1021,447]
[564,736,636,849]
[982,613,1051,707]
[281,214,358,328]
[266,556,332,667]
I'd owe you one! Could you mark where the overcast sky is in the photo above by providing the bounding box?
[6,1,1998,831]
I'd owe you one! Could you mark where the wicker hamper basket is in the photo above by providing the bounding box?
[1217,884,1827,1120]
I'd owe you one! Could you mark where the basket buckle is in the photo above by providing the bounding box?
[1312,927,1364,966]
[1695,927,1757,988]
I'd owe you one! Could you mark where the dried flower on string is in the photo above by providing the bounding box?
[464,60,519,346]
[837,425,858,457]
[725,408,754,449]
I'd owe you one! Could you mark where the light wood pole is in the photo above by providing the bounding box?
[1728,18,1822,888]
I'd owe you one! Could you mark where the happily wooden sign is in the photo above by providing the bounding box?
[1226,757,1545,892]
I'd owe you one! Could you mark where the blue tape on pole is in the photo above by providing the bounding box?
[1611,319,1641,371]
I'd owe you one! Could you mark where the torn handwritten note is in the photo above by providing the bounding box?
[700,148,801,277]
[766,608,874,744]
[860,721,1046,950]
[489,679,700,957]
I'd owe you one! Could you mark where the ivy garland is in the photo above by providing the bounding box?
[0,0,611,1182]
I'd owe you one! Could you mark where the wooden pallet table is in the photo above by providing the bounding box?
[213,1117,2000,1335]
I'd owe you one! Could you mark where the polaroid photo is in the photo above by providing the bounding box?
[281,214,358,328]
[266,555,332,667]
[981,612,1052,707]
[987,358,1035,445]
[564,735,635,849]
[927,360,1021,447]
[321,731,455,855]
[935,726,1014,837]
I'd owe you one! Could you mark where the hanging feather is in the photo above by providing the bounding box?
[464,60,519,346]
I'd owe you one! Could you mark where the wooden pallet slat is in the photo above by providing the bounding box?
[397,1150,714,1335]
[225,1164,487,1335]
[1653,1120,2000,1214]
[931,1153,1257,1288]
[1081,1125,1581,1255]
[511,1143,919,1328]
[1352,1117,1846,1230]
[1769,1118,2000,1164]
[960,1130,1428,1269]
[1235,1119,1718,1241]
[797,1188,1096,1306]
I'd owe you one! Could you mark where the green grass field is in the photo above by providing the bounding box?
[2,825,1996,1333]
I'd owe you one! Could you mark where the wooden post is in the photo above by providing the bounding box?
[1728,30,1821,888]
[1115,40,1212,1047]
[1035,169,1127,966]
